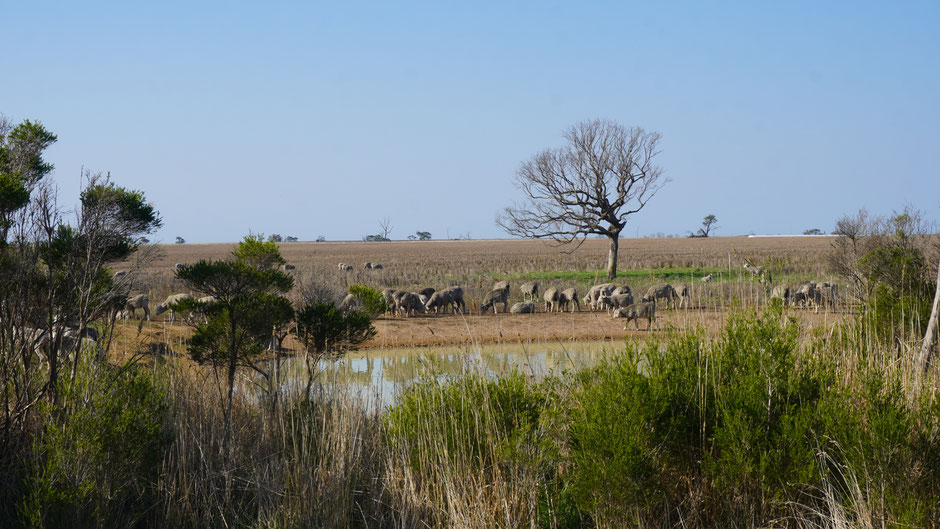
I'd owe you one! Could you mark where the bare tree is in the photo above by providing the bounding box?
[498,120,667,278]
[378,217,393,240]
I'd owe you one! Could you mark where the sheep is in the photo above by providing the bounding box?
[281,263,296,271]
[543,287,561,313]
[398,292,426,317]
[598,292,635,314]
[339,293,361,312]
[771,285,790,304]
[510,301,536,314]
[560,288,580,312]
[583,283,616,311]
[520,282,539,302]
[425,292,450,314]
[175,263,185,271]
[701,274,713,283]
[480,287,511,314]
[121,294,150,320]
[812,283,839,310]
[644,284,679,309]
[371,263,383,270]
[338,263,353,272]
[442,286,465,314]
[114,270,127,278]
[417,287,435,298]
[391,290,410,316]
[613,301,657,331]
[425,286,465,314]
[611,285,632,297]
[364,262,373,269]
[382,288,399,306]
[792,282,817,309]
[676,285,691,309]
[154,293,194,322]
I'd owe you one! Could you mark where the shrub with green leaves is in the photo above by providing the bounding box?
[19,359,171,527]
[348,284,387,317]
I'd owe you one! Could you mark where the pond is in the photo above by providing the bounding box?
[279,339,631,407]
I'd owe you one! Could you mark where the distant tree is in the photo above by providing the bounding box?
[267,233,283,243]
[378,217,393,240]
[407,235,416,240]
[498,120,667,279]
[175,236,185,244]
[416,231,432,241]
[285,235,298,242]
[315,235,326,242]
[803,228,823,235]
[364,234,390,242]
[694,214,718,237]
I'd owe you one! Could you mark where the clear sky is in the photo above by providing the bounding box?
[2,1,938,242]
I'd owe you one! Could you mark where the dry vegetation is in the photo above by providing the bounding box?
[112,236,846,351]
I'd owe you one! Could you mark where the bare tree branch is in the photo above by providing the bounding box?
[497,120,668,278]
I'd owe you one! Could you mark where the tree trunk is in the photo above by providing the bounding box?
[917,258,940,373]
[606,234,620,279]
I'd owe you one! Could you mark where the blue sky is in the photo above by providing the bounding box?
[2,1,937,242]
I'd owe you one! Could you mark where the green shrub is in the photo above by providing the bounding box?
[567,307,842,525]
[348,284,387,317]
[19,358,171,528]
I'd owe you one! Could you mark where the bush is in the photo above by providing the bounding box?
[19,358,171,527]
[566,307,841,525]
[348,284,387,317]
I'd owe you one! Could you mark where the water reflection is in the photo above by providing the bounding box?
[280,340,627,407]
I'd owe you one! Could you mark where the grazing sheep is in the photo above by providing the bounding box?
[382,288,399,306]
[425,292,450,314]
[611,285,632,297]
[792,282,817,309]
[175,263,185,271]
[676,285,691,308]
[339,294,361,312]
[122,294,150,320]
[398,292,426,317]
[644,284,679,309]
[480,287,511,314]
[543,287,561,313]
[813,283,839,310]
[364,262,373,269]
[701,274,713,283]
[614,302,657,331]
[114,270,127,278]
[520,282,539,302]
[598,292,635,314]
[584,283,616,311]
[282,263,296,271]
[560,288,580,312]
[510,301,536,314]
[771,285,790,304]
[442,286,466,314]
[418,287,435,298]
[371,263,383,270]
[338,263,353,272]
[493,280,511,292]
[155,293,194,322]
[391,290,410,315]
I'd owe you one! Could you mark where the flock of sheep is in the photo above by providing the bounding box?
[371,280,697,331]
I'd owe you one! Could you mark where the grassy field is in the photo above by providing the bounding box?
[110,236,846,351]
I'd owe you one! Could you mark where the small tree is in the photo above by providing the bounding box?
[498,120,667,278]
[696,215,718,237]
[267,233,283,243]
[175,235,294,450]
[416,231,431,241]
[378,217,393,240]
[294,304,375,397]
[175,236,185,244]
[803,228,823,235]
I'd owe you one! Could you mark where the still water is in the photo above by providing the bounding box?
[279,339,629,407]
